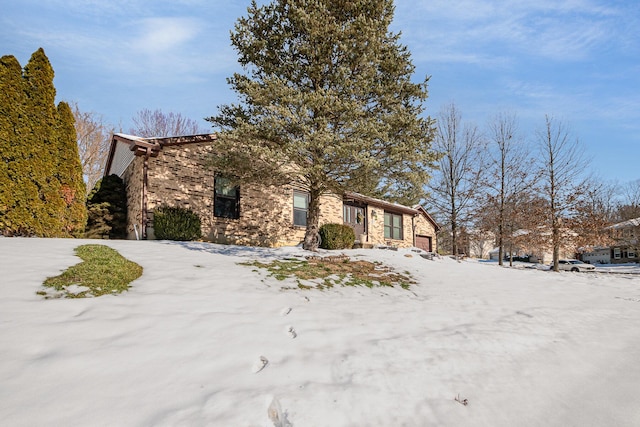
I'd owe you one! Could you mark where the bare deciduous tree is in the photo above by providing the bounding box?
[571,178,616,249]
[536,115,590,271]
[129,109,209,138]
[485,112,533,266]
[617,179,640,221]
[70,102,114,192]
[427,103,486,256]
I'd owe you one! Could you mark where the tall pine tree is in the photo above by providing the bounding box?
[208,0,437,250]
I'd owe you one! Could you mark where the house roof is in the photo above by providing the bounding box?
[607,217,640,229]
[104,133,217,177]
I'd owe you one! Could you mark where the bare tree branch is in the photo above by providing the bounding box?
[427,103,487,256]
[536,115,590,271]
[129,109,209,138]
[484,111,534,266]
[70,101,114,192]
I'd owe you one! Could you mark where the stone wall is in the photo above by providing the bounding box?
[122,156,143,240]
[362,207,438,249]
[118,141,437,250]
[365,206,385,245]
[414,213,438,250]
[136,143,346,247]
[145,143,215,240]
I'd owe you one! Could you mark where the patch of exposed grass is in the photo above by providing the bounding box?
[39,245,143,299]
[241,258,415,290]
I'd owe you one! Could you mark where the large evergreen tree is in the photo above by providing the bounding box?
[56,101,87,236]
[22,48,65,235]
[0,55,26,233]
[208,0,437,250]
[0,48,86,236]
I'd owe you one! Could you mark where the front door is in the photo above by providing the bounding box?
[343,203,366,237]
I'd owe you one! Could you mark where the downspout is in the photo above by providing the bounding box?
[141,148,151,240]
[412,213,418,247]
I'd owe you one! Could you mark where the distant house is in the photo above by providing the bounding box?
[484,228,576,264]
[578,217,639,264]
[580,247,611,264]
[104,133,440,250]
[606,217,640,264]
[467,229,495,259]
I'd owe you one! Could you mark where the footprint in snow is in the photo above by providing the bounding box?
[252,356,269,373]
[267,396,292,427]
[280,307,292,316]
[286,325,297,339]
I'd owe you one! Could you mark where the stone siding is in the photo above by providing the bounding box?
[118,141,437,250]
[365,206,385,245]
[145,143,215,240]
[125,143,346,247]
[122,156,143,240]
[414,213,438,250]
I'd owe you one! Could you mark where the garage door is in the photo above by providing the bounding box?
[415,235,432,252]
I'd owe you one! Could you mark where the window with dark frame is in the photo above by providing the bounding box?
[293,190,309,227]
[384,212,403,240]
[214,176,240,219]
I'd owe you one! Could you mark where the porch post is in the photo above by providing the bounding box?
[142,148,150,239]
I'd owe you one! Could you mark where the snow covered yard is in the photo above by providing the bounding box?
[1,238,639,426]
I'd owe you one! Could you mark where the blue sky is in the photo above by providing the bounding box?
[1,0,639,183]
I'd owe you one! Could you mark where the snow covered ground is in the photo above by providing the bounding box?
[1,238,640,426]
[594,263,640,274]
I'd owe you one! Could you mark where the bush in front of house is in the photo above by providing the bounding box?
[319,223,355,250]
[85,174,127,239]
[153,206,202,241]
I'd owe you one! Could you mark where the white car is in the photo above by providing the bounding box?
[556,259,596,272]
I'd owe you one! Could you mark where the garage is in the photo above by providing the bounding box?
[415,235,433,252]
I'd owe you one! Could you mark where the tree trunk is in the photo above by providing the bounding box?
[498,155,505,266]
[451,204,458,257]
[302,186,321,251]
[498,227,504,266]
[552,221,560,272]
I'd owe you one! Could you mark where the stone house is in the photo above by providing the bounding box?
[104,133,440,250]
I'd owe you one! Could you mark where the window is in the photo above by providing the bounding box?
[628,250,636,259]
[343,205,351,223]
[293,190,309,226]
[384,212,403,240]
[214,176,239,219]
[614,247,621,259]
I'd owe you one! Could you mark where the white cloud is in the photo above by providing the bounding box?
[130,17,201,55]
[394,0,630,64]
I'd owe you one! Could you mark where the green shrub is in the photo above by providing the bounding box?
[153,206,202,241]
[85,202,113,239]
[319,223,355,250]
[85,174,127,239]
